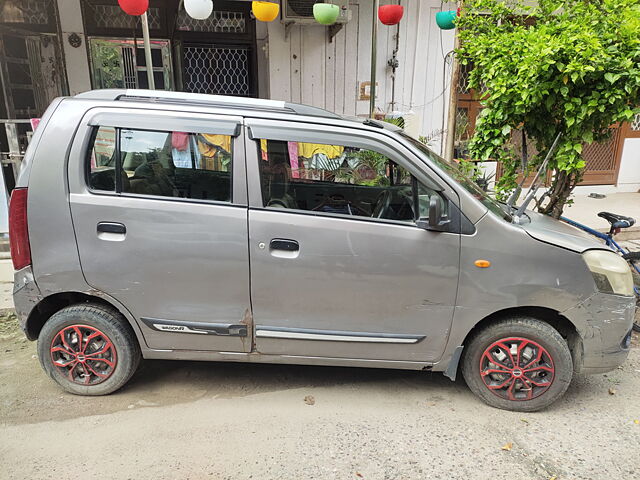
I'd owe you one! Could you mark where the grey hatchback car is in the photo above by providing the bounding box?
[10,89,636,411]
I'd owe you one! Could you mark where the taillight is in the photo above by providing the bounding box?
[9,188,31,270]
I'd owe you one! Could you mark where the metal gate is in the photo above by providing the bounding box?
[580,128,622,185]
[182,44,252,97]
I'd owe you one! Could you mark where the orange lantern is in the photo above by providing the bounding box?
[252,1,280,22]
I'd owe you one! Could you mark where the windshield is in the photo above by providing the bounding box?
[399,133,512,222]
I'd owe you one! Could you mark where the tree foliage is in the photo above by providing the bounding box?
[456,0,640,217]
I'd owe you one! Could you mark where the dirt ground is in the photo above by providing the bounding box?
[1,313,639,480]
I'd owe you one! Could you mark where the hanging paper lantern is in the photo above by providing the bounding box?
[313,3,340,25]
[184,0,213,20]
[378,5,404,26]
[435,10,458,30]
[252,1,279,22]
[117,0,148,16]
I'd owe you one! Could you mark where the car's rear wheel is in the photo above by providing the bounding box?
[461,317,573,412]
[37,303,141,395]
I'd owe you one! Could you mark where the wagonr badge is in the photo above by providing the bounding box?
[9,89,635,411]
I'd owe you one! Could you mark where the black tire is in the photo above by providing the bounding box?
[37,303,141,396]
[461,317,573,412]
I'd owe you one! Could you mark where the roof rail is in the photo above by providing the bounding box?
[74,89,340,119]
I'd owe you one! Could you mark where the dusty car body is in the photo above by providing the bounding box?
[10,90,635,410]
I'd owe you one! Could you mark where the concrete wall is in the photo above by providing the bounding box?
[617,138,640,192]
[57,0,92,95]
[255,21,271,99]
[266,0,456,154]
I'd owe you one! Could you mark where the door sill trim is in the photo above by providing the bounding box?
[255,326,425,344]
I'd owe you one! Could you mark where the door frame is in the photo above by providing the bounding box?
[66,105,252,352]
[243,118,462,363]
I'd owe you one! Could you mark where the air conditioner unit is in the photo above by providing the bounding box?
[282,0,352,24]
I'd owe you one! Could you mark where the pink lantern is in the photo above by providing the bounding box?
[117,0,149,16]
[378,4,404,25]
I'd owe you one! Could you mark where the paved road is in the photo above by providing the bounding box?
[565,192,640,232]
[1,315,639,480]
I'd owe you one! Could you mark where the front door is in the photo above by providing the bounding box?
[68,108,251,352]
[245,120,461,363]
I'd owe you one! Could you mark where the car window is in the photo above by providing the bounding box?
[87,127,232,202]
[400,132,512,222]
[256,138,443,223]
[88,126,117,192]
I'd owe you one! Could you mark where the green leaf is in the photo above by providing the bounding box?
[604,72,621,83]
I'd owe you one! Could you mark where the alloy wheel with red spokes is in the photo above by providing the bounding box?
[479,337,555,401]
[50,324,117,385]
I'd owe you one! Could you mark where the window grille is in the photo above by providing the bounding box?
[0,0,49,24]
[86,4,161,30]
[183,46,251,96]
[177,10,246,33]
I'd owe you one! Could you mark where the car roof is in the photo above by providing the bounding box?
[75,89,340,118]
[73,89,402,133]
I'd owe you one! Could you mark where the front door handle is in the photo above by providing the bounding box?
[97,222,126,235]
[270,239,299,252]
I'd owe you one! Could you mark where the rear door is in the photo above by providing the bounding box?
[68,108,251,352]
[245,119,461,363]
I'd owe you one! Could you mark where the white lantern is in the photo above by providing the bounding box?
[184,0,213,20]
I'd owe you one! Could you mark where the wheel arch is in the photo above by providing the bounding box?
[24,291,146,349]
[444,306,583,380]
[462,306,580,349]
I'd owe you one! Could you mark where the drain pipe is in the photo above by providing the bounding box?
[443,29,459,161]
[388,2,401,111]
[369,0,379,118]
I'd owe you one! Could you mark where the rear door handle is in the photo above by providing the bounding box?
[97,222,126,234]
[270,239,299,251]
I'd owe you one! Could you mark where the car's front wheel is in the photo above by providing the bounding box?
[37,303,141,395]
[461,317,573,412]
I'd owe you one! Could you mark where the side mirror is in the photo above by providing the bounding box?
[416,195,450,231]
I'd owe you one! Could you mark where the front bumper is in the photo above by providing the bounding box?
[13,266,42,339]
[563,292,636,374]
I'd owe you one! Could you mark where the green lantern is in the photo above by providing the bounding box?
[313,3,340,25]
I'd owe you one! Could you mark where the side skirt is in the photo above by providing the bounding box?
[142,348,434,371]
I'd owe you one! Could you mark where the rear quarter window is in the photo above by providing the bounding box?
[88,126,116,192]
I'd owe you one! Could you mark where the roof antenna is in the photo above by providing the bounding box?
[513,132,562,223]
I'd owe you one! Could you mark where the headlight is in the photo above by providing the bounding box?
[582,250,634,296]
